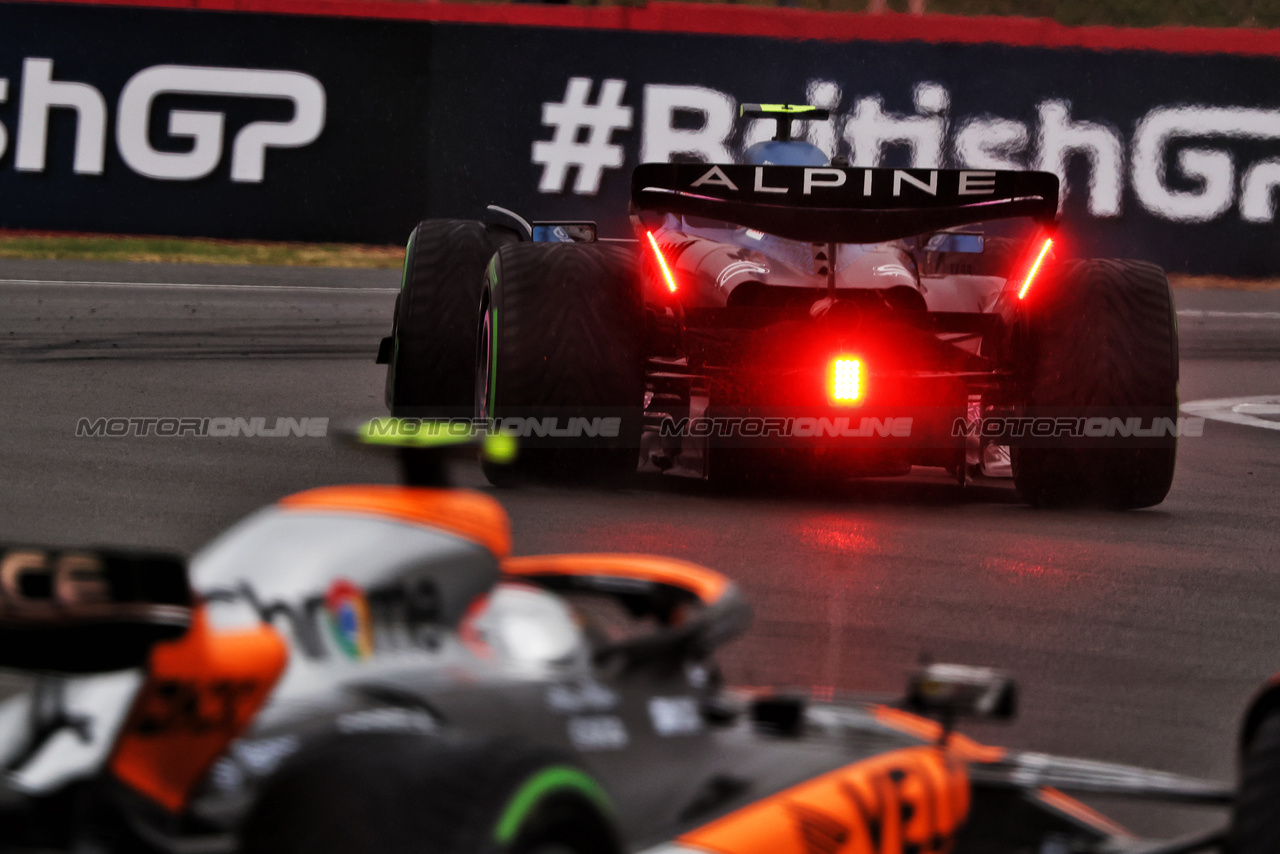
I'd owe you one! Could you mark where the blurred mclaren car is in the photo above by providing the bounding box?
[381,104,1182,507]
[0,429,1274,854]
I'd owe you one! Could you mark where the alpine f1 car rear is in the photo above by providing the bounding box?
[381,109,1181,508]
[630,163,1064,489]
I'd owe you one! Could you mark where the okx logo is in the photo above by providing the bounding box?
[324,579,374,660]
[1,58,326,182]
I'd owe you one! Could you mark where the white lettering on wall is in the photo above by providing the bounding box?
[1131,106,1280,223]
[15,58,107,175]
[1034,100,1124,217]
[640,84,734,164]
[117,65,325,182]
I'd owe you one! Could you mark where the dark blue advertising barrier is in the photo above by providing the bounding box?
[5,0,1280,273]
[0,2,433,243]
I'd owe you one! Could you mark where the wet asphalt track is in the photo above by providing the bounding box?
[1,258,1279,838]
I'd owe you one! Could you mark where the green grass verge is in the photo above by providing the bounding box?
[0,233,404,269]
[1169,274,1280,290]
[2,233,1274,286]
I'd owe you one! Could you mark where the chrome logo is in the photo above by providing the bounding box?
[324,578,373,660]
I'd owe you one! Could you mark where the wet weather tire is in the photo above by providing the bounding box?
[1012,259,1179,509]
[239,735,621,854]
[386,219,518,417]
[477,242,644,485]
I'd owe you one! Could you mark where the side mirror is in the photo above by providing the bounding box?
[532,222,597,243]
[0,546,191,673]
[906,663,1016,731]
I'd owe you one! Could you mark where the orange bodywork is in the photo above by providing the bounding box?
[110,608,288,812]
[1036,786,1132,838]
[679,746,969,854]
[873,706,1006,763]
[503,553,729,605]
[279,485,511,557]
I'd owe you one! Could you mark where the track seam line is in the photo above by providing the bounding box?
[2,280,1276,317]
[1176,310,1280,320]
[0,278,398,292]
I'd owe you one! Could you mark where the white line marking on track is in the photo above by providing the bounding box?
[0,278,397,293]
[1181,395,1280,431]
[1177,310,1280,320]
[0,282,1272,312]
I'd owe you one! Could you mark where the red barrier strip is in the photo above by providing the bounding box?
[13,0,1280,58]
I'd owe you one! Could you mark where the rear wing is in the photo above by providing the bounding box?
[631,164,1059,244]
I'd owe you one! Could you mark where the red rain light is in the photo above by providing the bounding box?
[646,231,678,293]
[830,357,861,404]
[1017,237,1054,300]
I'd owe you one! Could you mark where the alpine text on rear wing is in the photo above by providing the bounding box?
[631,164,1060,243]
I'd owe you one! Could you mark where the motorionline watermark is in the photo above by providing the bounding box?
[651,414,1203,441]
[363,417,623,439]
[140,413,1200,445]
[362,414,1208,441]
[364,416,911,439]
[657,416,914,438]
[952,415,1204,439]
[76,417,329,438]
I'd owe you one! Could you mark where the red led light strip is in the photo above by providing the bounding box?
[646,231,678,293]
[1017,238,1054,300]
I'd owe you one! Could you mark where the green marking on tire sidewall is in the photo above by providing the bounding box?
[493,765,612,846]
[391,230,415,380]
[485,258,500,420]
[399,231,415,291]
